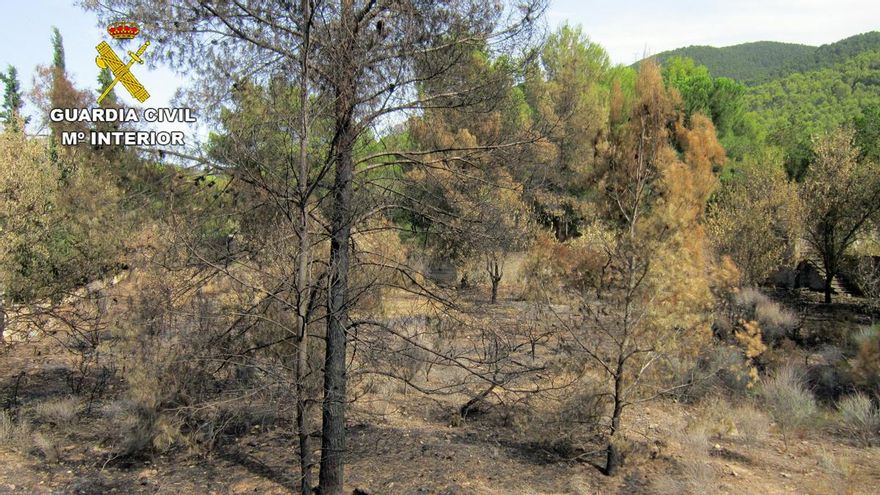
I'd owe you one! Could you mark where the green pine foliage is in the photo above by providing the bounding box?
[746,51,880,178]
[51,27,65,71]
[647,31,880,85]
[0,66,26,131]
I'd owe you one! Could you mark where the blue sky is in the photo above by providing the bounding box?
[0,0,878,132]
[0,0,188,135]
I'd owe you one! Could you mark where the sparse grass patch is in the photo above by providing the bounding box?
[691,396,739,439]
[32,397,80,427]
[651,422,718,494]
[815,447,856,494]
[0,411,32,453]
[653,425,718,495]
[759,365,818,446]
[731,402,770,445]
[835,392,880,446]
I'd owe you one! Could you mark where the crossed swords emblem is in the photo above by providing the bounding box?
[95,41,151,104]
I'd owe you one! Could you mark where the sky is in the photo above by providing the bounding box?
[0,0,189,136]
[0,0,878,133]
[549,0,880,64]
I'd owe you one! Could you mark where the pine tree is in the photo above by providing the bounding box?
[97,67,117,106]
[51,27,65,71]
[45,27,88,167]
[0,65,26,132]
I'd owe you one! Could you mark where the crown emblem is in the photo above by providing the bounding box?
[107,21,140,40]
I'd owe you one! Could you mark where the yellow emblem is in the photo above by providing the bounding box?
[95,39,151,104]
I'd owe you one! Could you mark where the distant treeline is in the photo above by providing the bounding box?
[644,31,880,85]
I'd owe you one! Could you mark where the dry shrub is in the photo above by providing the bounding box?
[32,397,80,427]
[510,384,605,458]
[188,398,280,450]
[759,365,818,445]
[806,360,854,404]
[835,392,880,446]
[0,411,32,453]
[851,326,878,348]
[733,288,799,343]
[105,398,186,456]
[852,328,880,397]
[518,230,607,301]
[754,301,799,342]
[845,255,880,299]
[107,268,232,457]
[672,345,752,402]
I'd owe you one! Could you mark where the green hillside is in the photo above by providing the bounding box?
[646,31,880,85]
[745,50,880,175]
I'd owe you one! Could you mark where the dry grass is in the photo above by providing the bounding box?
[815,447,857,495]
[836,393,880,446]
[32,397,80,427]
[759,365,818,446]
[736,288,799,342]
[33,432,61,463]
[732,402,771,445]
[653,425,718,495]
[0,412,32,453]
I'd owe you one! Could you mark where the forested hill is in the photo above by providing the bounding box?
[643,31,880,84]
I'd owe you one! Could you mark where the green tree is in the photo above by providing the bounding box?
[662,57,758,160]
[97,67,117,107]
[746,51,880,178]
[801,128,880,303]
[520,24,610,240]
[664,57,714,118]
[708,149,802,285]
[0,66,26,132]
[854,103,880,163]
[51,26,65,71]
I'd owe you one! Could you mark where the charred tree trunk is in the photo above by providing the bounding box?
[823,269,834,304]
[821,224,836,304]
[605,359,625,476]
[486,256,502,304]
[319,125,354,494]
[295,1,314,492]
[459,383,496,418]
[0,298,5,345]
[319,2,356,492]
